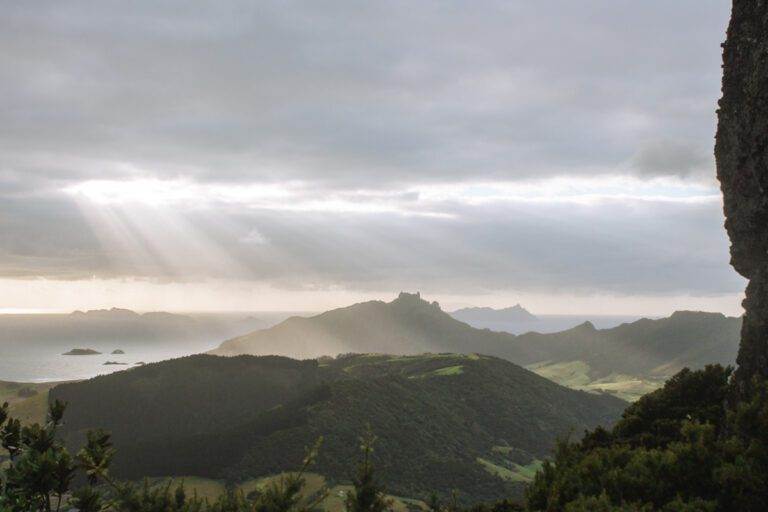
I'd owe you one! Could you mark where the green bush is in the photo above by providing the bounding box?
[525,365,768,511]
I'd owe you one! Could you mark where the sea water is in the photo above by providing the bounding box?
[0,339,218,383]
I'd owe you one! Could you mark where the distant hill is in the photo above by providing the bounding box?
[51,353,625,503]
[0,308,221,347]
[450,309,645,335]
[211,293,742,401]
[451,304,538,326]
[211,293,511,359]
[0,309,303,349]
[513,311,741,376]
[0,308,309,382]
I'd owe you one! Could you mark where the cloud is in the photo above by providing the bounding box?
[1,0,729,189]
[0,181,744,297]
[631,140,713,179]
[0,0,742,303]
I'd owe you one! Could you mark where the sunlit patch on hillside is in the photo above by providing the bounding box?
[526,360,665,402]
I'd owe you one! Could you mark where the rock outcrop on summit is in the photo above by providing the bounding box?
[716,0,768,398]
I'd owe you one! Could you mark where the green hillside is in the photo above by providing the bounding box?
[211,293,741,400]
[51,353,625,504]
[0,380,59,424]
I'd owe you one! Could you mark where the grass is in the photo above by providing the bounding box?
[526,360,663,402]
[384,353,482,363]
[526,361,593,388]
[238,472,327,502]
[147,474,426,511]
[1,381,70,460]
[148,476,228,501]
[407,365,465,380]
[431,365,464,377]
[0,381,60,424]
[320,485,422,512]
[509,461,543,482]
[476,458,543,483]
[342,354,471,379]
[476,458,519,481]
[587,374,664,402]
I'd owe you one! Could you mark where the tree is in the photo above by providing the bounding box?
[0,401,323,512]
[345,428,391,512]
[1,399,75,512]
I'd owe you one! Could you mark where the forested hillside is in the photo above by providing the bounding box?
[51,353,625,503]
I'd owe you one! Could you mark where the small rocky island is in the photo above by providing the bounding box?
[62,348,101,356]
[103,361,127,366]
[111,349,125,354]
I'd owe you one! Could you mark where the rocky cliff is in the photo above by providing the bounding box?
[716,0,768,397]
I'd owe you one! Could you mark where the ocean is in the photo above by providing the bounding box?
[0,339,218,383]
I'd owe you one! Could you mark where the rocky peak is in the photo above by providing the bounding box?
[574,320,596,332]
[396,291,421,301]
[392,292,442,311]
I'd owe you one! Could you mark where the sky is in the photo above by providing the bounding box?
[0,0,746,315]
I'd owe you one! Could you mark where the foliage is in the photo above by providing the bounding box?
[1,399,74,512]
[0,400,328,512]
[344,428,391,512]
[12,355,768,511]
[51,353,623,504]
[524,365,768,511]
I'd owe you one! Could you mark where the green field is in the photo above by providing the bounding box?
[343,353,479,379]
[526,360,664,402]
[1,381,58,460]
[0,380,59,424]
[476,458,543,483]
[431,365,464,376]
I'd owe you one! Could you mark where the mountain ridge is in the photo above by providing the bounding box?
[451,304,538,324]
[211,293,741,400]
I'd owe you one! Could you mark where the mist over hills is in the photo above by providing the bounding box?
[518,310,740,376]
[212,293,506,359]
[449,305,645,335]
[52,352,625,502]
[212,292,741,400]
[0,308,281,348]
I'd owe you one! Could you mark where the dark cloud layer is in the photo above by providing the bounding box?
[0,1,742,300]
[2,1,728,188]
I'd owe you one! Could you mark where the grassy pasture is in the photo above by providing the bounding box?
[0,380,59,424]
[526,360,663,402]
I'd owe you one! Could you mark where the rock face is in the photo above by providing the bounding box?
[715,0,768,398]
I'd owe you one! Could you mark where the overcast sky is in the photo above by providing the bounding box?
[0,0,745,314]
